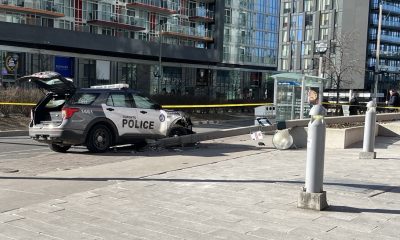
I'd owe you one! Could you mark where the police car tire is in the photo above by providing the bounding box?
[49,144,71,153]
[86,124,112,153]
[168,125,188,137]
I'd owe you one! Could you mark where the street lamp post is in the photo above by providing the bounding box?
[316,42,328,102]
[12,53,19,85]
[158,22,164,94]
[374,3,383,103]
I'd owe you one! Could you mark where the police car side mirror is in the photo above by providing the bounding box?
[152,104,162,110]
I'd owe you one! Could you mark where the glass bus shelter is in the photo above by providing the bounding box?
[271,73,326,121]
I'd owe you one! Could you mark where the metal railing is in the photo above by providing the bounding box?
[86,10,146,28]
[0,0,63,13]
[128,0,179,11]
[189,7,214,20]
[163,22,212,39]
[371,18,400,29]
[223,53,276,65]
[382,2,400,15]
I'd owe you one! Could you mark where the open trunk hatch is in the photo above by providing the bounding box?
[18,71,76,95]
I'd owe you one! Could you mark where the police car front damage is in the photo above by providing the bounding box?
[165,110,194,133]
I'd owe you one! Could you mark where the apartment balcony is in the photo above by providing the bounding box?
[378,64,400,73]
[371,34,400,44]
[371,18,400,30]
[381,2,400,15]
[190,0,215,3]
[86,10,146,31]
[189,8,214,23]
[370,49,400,59]
[126,0,178,15]
[161,23,213,42]
[0,0,64,18]
[223,53,276,66]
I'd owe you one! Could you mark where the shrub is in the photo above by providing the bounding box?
[0,87,44,117]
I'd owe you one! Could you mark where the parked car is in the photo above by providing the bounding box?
[18,71,193,153]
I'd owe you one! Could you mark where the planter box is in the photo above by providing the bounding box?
[290,124,379,149]
[378,123,400,137]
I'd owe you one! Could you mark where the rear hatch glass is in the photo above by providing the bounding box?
[68,92,100,105]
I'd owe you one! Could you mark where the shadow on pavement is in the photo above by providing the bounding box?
[347,136,400,150]
[65,143,276,157]
[327,205,400,215]
[0,141,47,147]
[0,176,398,195]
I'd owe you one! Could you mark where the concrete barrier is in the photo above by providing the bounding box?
[0,130,28,137]
[152,113,400,149]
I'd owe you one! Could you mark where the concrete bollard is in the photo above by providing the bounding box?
[297,104,328,211]
[359,101,377,159]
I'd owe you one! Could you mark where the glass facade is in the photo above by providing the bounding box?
[223,0,279,67]
[368,0,400,90]
[0,0,214,48]
[278,0,337,76]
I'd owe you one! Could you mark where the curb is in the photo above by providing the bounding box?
[0,130,28,137]
[192,118,255,125]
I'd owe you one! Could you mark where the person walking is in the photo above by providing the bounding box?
[349,93,359,115]
[386,89,400,112]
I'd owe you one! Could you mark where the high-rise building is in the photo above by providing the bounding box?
[278,0,376,91]
[0,0,279,101]
[368,0,400,92]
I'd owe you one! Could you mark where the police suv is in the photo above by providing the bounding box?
[19,71,194,153]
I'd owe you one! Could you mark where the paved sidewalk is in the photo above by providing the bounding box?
[0,134,400,239]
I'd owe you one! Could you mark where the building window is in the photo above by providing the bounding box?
[225,8,232,24]
[305,28,313,41]
[304,58,313,70]
[239,12,247,26]
[282,44,289,57]
[283,2,291,14]
[239,48,245,62]
[282,16,289,27]
[320,28,329,40]
[305,14,313,26]
[304,0,313,12]
[282,30,288,42]
[302,43,312,56]
[224,28,231,42]
[318,0,330,11]
[223,46,230,61]
[241,31,246,44]
[320,13,329,26]
[281,59,288,70]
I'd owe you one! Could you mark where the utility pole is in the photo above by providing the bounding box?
[158,23,163,94]
[374,3,382,102]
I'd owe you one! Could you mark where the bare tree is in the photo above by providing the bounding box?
[322,31,363,114]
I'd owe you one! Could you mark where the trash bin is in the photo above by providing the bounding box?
[254,105,275,125]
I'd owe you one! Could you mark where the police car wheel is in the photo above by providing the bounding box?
[49,144,71,153]
[87,124,112,153]
[168,126,188,137]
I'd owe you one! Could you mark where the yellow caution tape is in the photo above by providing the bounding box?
[0,101,399,110]
[0,102,36,106]
[162,103,274,108]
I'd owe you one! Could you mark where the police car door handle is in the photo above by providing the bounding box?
[106,108,114,111]
[140,110,147,114]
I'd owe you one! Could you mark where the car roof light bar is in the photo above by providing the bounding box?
[90,84,129,89]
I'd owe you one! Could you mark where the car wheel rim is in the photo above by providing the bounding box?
[94,129,108,150]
